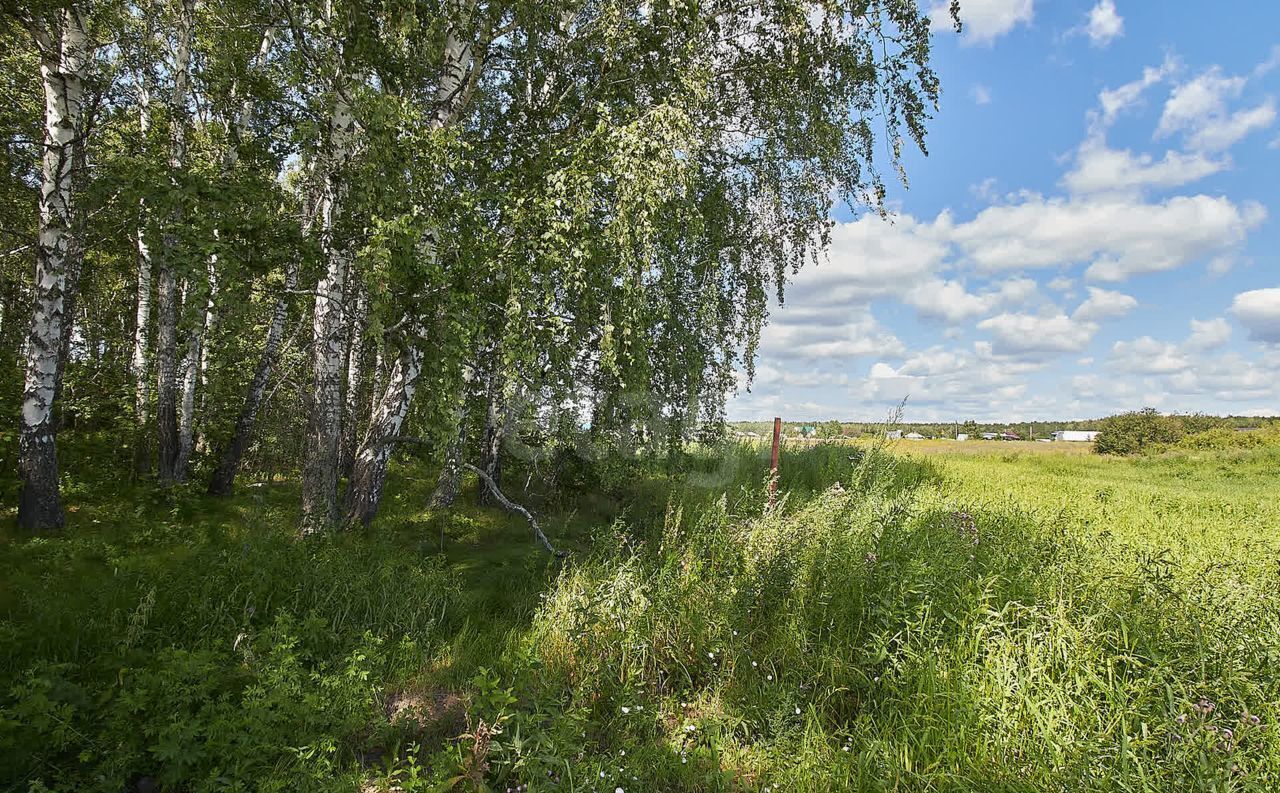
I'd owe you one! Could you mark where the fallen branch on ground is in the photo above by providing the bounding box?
[462,463,566,557]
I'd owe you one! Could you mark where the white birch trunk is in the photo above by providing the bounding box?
[132,81,153,475]
[18,7,88,529]
[344,339,423,527]
[300,91,357,533]
[155,0,196,483]
[340,284,367,477]
[333,8,483,526]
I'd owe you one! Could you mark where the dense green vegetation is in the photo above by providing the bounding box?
[4,441,1278,791]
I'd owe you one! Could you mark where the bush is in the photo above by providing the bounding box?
[1093,408,1224,455]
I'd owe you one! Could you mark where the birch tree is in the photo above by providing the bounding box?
[15,4,90,530]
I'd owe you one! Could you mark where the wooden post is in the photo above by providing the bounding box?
[769,416,781,506]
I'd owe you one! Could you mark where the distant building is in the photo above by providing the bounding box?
[904,432,925,440]
[981,432,999,440]
[800,425,816,437]
[956,433,970,441]
[1052,430,1099,442]
[885,430,903,440]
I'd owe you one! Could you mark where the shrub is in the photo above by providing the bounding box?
[1093,408,1225,455]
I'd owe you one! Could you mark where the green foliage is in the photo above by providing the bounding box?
[8,441,1280,789]
[1094,408,1227,455]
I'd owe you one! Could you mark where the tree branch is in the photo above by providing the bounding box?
[462,463,566,557]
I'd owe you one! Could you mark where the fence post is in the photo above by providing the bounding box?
[769,416,781,506]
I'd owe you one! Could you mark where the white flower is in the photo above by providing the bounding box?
[615,788,625,793]
[767,674,773,681]
[685,724,696,732]
[794,707,801,715]
[621,706,631,714]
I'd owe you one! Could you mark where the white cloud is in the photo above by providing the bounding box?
[1109,336,1190,374]
[902,276,1038,324]
[1189,100,1277,151]
[977,311,1098,357]
[971,84,993,105]
[1073,287,1137,321]
[1085,0,1123,47]
[930,0,1033,46]
[1156,67,1277,151]
[1230,288,1280,343]
[1062,137,1226,195]
[1048,276,1075,292]
[1097,57,1178,127]
[1186,317,1232,350]
[1157,68,1246,137]
[949,194,1266,281]
[788,215,947,307]
[760,305,905,361]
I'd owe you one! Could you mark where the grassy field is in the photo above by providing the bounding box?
[2,440,1279,791]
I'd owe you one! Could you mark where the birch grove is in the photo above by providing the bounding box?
[2,0,953,532]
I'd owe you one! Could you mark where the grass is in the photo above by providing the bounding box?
[2,439,1278,791]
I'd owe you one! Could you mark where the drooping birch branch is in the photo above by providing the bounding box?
[462,463,566,557]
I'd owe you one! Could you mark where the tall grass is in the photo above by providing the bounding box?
[2,442,1278,791]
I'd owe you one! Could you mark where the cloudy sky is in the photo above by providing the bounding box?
[727,0,1280,422]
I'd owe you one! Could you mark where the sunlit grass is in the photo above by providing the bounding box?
[2,442,1278,791]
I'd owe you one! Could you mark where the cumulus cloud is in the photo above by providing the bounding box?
[1109,336,1190,374]
[949,194,1266,281]
[971,84,993,105]
[1230,288,1280,343]
[1085,0,1123,47]
[1156,67,1277,151]
[1061,138,1226,195]
[903,276,1038,324]
[1073,287,1137,321]
[1186,317,1232,350]
[930,0,1033,45]
[977,312,1098,357]
[759,305,905,361]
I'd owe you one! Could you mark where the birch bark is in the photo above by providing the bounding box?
[300,91,357,533]
[337,3,484,525]
[340,284,368,478]
[18,7,89,529]
[344,339,423,527]
[154,0,196,483]
[132,80,153,475]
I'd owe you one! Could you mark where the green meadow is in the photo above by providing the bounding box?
[3,439,1279,791]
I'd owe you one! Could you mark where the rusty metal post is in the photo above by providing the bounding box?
[769,416,781,506]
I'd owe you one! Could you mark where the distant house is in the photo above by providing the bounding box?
[1052,430,1099,442]
[800,425,816,437]
[904,432,925,440]
[885,430,903,440]
[980,432,999,440]
[956,433,970,441]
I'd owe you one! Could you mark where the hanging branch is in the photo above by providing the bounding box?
[462,463,566,558]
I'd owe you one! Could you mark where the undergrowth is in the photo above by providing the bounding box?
[2,442,1278,791]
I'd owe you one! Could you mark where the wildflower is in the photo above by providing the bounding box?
[616,788,625,793]
[621,706,631,714]
[767,674,774,681]
[1221,728,1234,740]
[1175,714,1187,724]
[752,661,758,668]
[1249,715,1261,725]
[600,771,605,778]
[794,706,801,715]
[685,724,696,732]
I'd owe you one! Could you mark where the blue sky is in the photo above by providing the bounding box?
[727,0,1280,422]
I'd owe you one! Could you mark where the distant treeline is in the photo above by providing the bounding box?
[729,414,1280,441]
